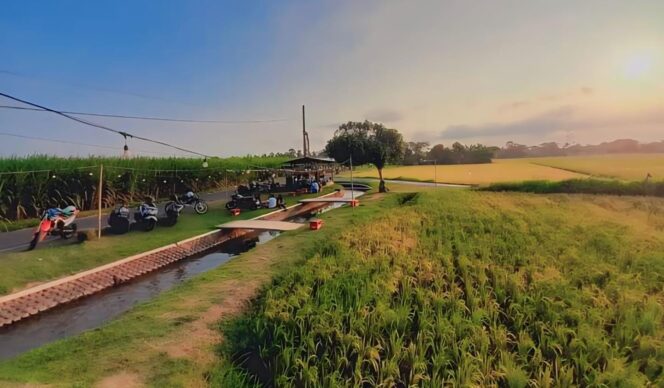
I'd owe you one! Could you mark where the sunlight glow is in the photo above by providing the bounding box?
[624,53,653,79]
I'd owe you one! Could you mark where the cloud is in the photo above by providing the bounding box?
[364,108,404,123]
[501,87,595,111]
[443,106,576,138]
[442,106,664,140]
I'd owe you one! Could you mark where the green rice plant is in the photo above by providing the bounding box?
[217,190,664,386]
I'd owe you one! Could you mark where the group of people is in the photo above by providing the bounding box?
[292,175,328,193]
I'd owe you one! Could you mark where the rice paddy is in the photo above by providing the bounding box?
[527,154,664,181]
[347,153,664,185]
[349,159,586,185]
[219,190,664,386]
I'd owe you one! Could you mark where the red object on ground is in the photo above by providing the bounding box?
[230,208,241,216]
[350,199,360,207]
[309,219,323,230]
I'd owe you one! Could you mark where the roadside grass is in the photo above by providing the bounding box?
[0,188,334,296]
[0,188,396,387]
[216,190,664,386]
[527,153,664,180]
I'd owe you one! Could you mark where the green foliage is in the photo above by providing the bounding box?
[219,191,664,386]
[482,178,664,197]
[427,142,493,164]
[0,154,288,224]
[324,121,405,181]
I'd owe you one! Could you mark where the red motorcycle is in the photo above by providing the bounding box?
[28,206,79,250]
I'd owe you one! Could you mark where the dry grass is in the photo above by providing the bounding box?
[526,153,664,180]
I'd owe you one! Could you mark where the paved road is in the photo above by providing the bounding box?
[0,189,234,253]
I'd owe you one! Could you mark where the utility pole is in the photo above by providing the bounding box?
[97,164,103,239]
[302,105,307,157]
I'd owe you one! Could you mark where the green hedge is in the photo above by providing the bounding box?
[482,178,664,197]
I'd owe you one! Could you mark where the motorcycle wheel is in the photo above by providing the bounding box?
[61,223,77,239]
[144,219,156,231]
[225,201,236,210]
[28,232,41,250]
[194,200,208,214]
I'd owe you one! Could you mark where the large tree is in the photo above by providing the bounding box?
[325,121,404,192]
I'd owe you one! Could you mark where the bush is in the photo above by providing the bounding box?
[481,178,664,197]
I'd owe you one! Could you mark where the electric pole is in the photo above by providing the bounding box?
[302,105,307,157]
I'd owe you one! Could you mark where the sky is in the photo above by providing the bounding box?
[1,0,663,157]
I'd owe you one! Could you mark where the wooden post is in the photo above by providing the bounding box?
[349,155,354,204]
[97,164,103,239]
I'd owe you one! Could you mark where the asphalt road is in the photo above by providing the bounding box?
[0,189,234,253]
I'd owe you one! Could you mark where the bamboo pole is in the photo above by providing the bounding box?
[97,164,103,239]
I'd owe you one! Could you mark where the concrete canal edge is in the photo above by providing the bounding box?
[0,190,343,327]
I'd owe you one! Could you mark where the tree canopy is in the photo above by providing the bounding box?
[324,121,405,191]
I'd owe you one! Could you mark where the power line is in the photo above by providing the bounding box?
[0,104,293,124]
[0,92,210,158]
[0,132,175,156]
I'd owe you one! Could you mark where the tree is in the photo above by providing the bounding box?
[325,121,405,192]
[403,142,430,165]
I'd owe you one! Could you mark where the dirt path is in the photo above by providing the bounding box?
[95,237,298,387]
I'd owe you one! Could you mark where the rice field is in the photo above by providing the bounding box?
[348,153,664,185]
[528,154,664,181]
[349,159,587,185]
[219,190,664,386]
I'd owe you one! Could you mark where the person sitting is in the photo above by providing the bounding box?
[267,194,277,209]
[276,194,287,210]
[310,180,320,193]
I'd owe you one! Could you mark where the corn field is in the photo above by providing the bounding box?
[0,155,288,224]
[220,191,664,386]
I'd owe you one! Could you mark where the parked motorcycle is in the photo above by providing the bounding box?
[134,199,159,231]
[28,206,79,250]
[225,192,262,210]
[161,196,185,227]
[166,191,208,214]
[108,204,131,234]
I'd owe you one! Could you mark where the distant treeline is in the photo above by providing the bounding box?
[402,142,494,165]
[482,178,664,197]
[495,139,664,159]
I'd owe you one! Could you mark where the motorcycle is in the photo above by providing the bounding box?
[161,196,185,227]
[108,204,131,234]
[225,192,262,211]
[165,191,208,215]
[28,206,79,250]
[134,200,159,231]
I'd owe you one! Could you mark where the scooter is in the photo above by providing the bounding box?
[28,206,79,250]
[161,196,185,227]
[108,204,131,234]
[134,200,159,231]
